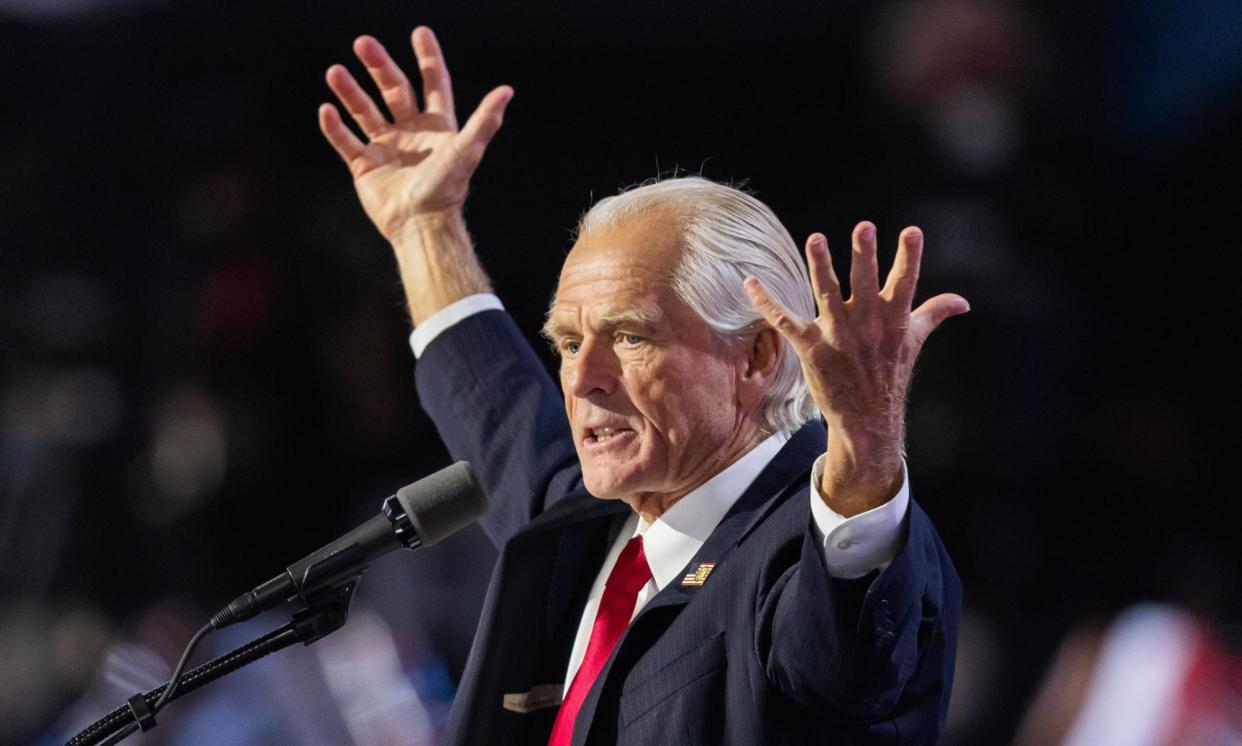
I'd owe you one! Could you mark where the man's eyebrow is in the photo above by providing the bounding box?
[540,307,664,341]
[596,308,663,331]
[540,316,572,341]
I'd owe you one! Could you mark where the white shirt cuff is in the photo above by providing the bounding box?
[409,293,505,358]
[808,454,910,579]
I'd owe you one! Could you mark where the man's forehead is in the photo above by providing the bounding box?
[543,267,677,339]
[550,299,663,323]
[542,209,692,333]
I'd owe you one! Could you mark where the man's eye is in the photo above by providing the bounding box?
[619,334,643,346]
[562,340,581,355]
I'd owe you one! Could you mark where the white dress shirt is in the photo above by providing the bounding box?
[410,294,910,686]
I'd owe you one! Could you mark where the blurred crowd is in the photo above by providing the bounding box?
[1,0,1239,743]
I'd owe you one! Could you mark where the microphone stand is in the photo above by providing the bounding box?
[67,578,361,746]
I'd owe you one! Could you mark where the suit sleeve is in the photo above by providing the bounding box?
[757,498,961,736]
[415,309,583,548]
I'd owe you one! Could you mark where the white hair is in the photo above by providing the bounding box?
[576,176,819,434]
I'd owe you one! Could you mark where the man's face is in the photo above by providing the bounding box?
[545,212,749,503]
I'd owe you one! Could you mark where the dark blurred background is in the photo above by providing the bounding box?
[2,0,1240,744]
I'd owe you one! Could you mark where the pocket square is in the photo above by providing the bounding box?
[502,684,564,713]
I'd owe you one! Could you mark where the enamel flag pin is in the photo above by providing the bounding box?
[680,562,716,587]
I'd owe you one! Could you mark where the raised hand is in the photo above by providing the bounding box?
[744,223,969,516]
[318,26,513,242]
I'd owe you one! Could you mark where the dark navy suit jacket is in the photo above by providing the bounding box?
[416,310,961,745]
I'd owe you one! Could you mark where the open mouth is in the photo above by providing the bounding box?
[584,426,635,447]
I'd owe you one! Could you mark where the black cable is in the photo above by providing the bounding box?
[68,623,297,746]
[152,623,212,713]
[85,623,212,746]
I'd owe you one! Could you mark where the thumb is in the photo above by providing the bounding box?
[910,293,970,347]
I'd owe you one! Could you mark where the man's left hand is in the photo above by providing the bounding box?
[745,222,968,517]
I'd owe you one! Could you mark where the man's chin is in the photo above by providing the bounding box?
[582,480,627,501]
[581,469,641,502]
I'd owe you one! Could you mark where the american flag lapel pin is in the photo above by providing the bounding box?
[680,562,716,587]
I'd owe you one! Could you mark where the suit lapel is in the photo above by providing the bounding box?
[535,497,631,645]
[514,494,632,646]
[571,422,826,744]
[449,494,626,745]
[639,421,825,614]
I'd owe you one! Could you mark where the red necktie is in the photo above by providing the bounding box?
[548,535,652,746]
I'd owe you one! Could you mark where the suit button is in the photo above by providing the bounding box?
[872,600,892,624]
[875,630,896,648]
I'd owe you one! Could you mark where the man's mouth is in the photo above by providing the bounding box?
[585,426,635,446]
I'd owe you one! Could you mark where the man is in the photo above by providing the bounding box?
[319,26,967,745]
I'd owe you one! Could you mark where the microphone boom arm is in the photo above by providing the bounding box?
[68,579,360,746]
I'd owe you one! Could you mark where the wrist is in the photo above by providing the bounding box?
[389,209,465,250]
[821,427,904,517]
[389,211,493,324]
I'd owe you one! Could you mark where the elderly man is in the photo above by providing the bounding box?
[319,26,967,745]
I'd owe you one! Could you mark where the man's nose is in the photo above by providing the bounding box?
[566,338,618,398]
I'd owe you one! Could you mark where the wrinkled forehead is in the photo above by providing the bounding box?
[555,210,684,294]
[544,211,695,333]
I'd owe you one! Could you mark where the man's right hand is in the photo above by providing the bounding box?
[318,26,513,243]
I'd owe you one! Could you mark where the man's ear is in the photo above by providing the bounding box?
[737,326,783,411]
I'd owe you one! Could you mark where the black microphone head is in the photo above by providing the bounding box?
[395,461,489,547]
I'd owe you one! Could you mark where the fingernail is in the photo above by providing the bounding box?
[861,225,875,241]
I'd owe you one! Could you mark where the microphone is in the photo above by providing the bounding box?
[210,461,488,630]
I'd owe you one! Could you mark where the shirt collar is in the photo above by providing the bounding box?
[634,431,790,590]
